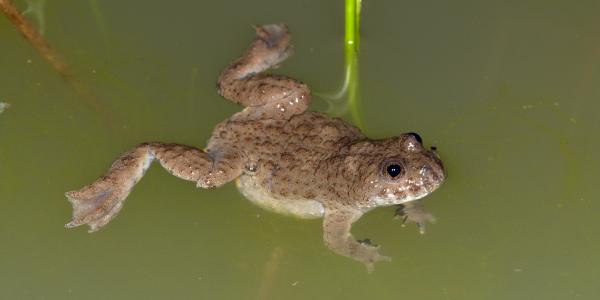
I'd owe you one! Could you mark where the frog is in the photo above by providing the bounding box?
[65,24,446,272]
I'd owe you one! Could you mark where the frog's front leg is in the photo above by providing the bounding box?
[217,24,310,120]
[394,200,436,234]
[323,208,391,273]
[65,142,243,232]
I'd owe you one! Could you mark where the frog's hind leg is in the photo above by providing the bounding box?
[65,143,242,232]
[217,24,310,120]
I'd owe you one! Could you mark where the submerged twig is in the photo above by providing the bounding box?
[0,0,69,77]
[0,0,115,129]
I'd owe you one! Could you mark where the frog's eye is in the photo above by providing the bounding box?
[407,132,423,144]
[383,162,404,179]
[387,164,402,177]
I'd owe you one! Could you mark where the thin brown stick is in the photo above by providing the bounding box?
[1,0,116,129]
[0,0,70,78]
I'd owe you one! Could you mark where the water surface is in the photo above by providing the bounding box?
[1,0,599,299]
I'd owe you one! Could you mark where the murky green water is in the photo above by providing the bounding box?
[1,0,599,299]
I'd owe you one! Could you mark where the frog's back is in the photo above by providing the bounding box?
[207,111,365,219]
[280,112,364,151]
[208,112,364,156]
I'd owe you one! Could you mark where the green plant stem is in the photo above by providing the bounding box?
[345,0,363,128]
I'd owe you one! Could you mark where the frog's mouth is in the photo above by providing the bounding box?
[371,180,438,207]
[391,165,445,203]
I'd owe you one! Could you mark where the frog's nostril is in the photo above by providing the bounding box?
[407,132,423,144]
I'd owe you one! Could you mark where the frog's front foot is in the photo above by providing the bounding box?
[356,238,391,271]
[65,180,128,233]
[357,243,392,273]
[394,201,436,234]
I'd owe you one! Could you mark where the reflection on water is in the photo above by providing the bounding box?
[257,247,284,300]
[0,0,599,299]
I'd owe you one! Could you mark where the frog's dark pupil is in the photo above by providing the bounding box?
[387,164,402,177]
[408,132,423,144]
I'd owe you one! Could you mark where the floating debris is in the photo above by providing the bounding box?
[0,102,10,113]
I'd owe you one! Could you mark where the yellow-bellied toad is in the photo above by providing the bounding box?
[65,24,446,272]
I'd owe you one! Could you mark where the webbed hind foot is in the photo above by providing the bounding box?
[65,180,128,232]
[253,24,294,66]
[65,143,243,232]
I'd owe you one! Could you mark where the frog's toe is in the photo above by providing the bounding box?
[362,248,392,273]
[357,238,382,247]
[65,184,126,233]
[357,238,373,246]
[255,24,293,63]
[256,24,290,47]
[394,205,436,234]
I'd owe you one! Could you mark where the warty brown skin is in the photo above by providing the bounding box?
[65,24,445,272]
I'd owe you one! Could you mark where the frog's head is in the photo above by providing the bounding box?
[353,133,446,207]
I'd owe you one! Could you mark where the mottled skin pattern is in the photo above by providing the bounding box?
[65,24,446,272]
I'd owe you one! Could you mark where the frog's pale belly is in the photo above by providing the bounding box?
[236,175,325,219]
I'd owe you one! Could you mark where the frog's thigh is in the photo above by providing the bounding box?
[217,24,311,120]
[232,76,311,121]
[236,175,324,218]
